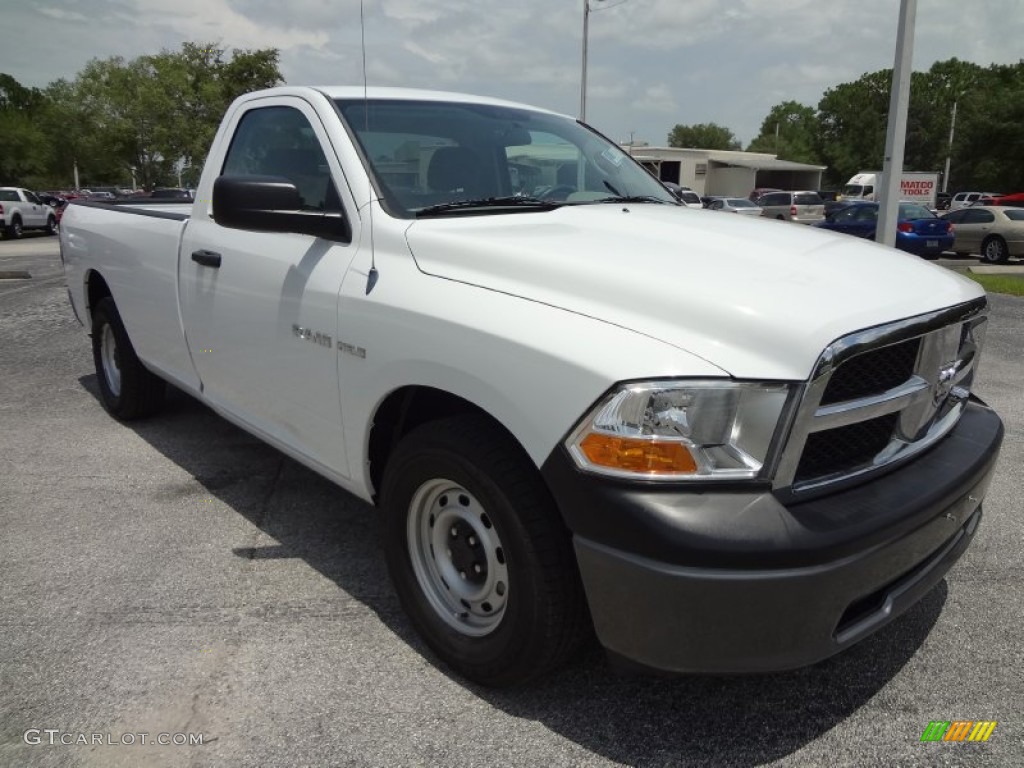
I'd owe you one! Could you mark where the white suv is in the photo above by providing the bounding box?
[0,187,58,238]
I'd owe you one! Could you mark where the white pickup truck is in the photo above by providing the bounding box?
[0,186,58,238]
[61,86,1003,686]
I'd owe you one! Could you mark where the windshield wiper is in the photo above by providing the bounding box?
[583,195,674,205]
[416,196,562,217]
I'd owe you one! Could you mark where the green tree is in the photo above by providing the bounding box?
[33,43,283,190]
[667,122,740,150]
[745,100,822,164]
[0,74,52,185]
[953,61,1024,191]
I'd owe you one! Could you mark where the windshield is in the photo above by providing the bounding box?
[842,185,865,197]
[334,98,676,217]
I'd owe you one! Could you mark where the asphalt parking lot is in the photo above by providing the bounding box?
[1,235,1022,767]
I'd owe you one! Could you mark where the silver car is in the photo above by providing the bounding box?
[758,191,825,224]
[706,197,763,217]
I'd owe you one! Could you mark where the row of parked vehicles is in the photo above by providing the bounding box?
[0,186,195,238]
[660,182,1023,263]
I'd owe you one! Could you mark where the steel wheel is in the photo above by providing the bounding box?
[100,322,122,397]
[407,479,508,636]
[90,297,166,420]
[381,415,587,686]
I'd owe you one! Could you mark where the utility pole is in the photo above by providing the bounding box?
[876,0,916,248]
[942,99,957,193]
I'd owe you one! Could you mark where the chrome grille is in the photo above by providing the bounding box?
[775,298,988,494]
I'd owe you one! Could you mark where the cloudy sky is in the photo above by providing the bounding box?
[3,0,1022,147]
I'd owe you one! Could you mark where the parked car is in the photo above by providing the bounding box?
[706,197,763,216]
[991,192,1024,207]
[59,84,1003,687]
[749,187,781,203]
[813,201,953,258]
[661,182,703,209]
[758,190,825,224]
[150,187,194,201]
[949,191,1002,211]
[0,187,57,237]
[941,205,1024,263]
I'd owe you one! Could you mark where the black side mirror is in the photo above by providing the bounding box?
[212,175,349,242]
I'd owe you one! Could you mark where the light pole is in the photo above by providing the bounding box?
[580,0,593,121]
[581,0,619,122]
[876,0,916,248]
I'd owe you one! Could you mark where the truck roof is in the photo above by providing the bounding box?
[242,85,564,115]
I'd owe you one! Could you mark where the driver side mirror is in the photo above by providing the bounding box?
[212,175,350,242]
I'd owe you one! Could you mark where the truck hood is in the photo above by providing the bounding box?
[404,204,982,380]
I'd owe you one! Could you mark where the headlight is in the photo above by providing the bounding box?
[566,380,793,481]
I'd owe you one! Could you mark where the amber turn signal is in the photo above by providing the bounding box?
[578,433,698,474]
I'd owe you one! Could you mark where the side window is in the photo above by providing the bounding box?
[222,106,341,212]
[962,209,986,224]
[856,206,878,222]
[25,191,41,204]
[864,186,874,197]
[976,210,995,223]
[710,200,723,210]
[944,210,965,223]
[832,207,858,222]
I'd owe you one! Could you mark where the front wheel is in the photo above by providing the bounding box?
[91,297,166,420]
[381,415,587,687]
[45,215,57,235]
[981,236,1009,264]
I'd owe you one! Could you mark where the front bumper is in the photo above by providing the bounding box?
[542,399,1003,673]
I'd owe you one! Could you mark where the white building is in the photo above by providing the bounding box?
[624,145,826,197]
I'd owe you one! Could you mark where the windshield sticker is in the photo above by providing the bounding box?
[601,147,627,167]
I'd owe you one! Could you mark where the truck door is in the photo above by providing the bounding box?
[179,98,361,480]
[22,190,46,227]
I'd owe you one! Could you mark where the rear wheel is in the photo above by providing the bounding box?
[381,415,587,687]
[91,297,166,420]
[45,215,57,235]
[981,236,1009,264]
[6,216,22,239]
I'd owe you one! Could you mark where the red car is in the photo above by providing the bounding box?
[990,192,1024,207]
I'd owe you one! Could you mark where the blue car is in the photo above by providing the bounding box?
[813,201,954,259]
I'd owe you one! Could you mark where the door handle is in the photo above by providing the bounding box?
[191,249,222,268]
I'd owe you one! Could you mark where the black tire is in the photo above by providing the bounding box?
[90,297,166,420]
[45,215,57,235]
[6,216,22,239]
[380,415,587,687]
[981,236,1009,264]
